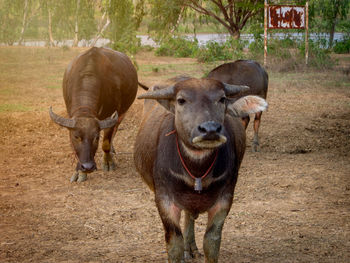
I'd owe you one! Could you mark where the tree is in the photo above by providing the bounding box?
[148,0,264,39]
[0,0,25,45]
[310,0,350,48]
[73,0,81,47]
[107,0,144,53]
[38,0,95,47]
[91,0,111,46]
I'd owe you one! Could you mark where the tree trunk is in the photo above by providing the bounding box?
[73,0,81,47]
[91,0,111,47]
[232,30,241,39]
[170,5,184,34]
[18,0,29,45]
[228,27,240,39]
[329,22,336,49]
[91,12,110,47]
[48,7,55,47]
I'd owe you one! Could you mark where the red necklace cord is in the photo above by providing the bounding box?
[175,134,218,181]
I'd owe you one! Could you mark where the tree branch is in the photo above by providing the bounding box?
[185,0,233,33]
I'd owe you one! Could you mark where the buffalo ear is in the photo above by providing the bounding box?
[137,85,175,113]
[49,106,76,128]
[98,111,119,129]
[227,96,268,117]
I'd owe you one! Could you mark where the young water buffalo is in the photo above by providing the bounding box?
[134,77,267,263]
[208,60,268,152]
[50,47,138,182]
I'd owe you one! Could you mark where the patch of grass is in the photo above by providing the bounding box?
[152,67,159,73]
[139,63,199,74]
[0,103,31,112]
[46,86,61,89]
[0,88,16,95]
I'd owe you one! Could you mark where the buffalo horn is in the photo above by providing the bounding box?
[224,83,250,97]
[49,106,76,128]
[98,111,119,129]
[137,86,175,100]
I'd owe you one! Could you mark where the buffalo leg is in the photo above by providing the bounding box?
[203,200,231,263]
[252,111,262,152]
[102,113,125,171]
[70,164,88,182]
[241,115,250,130]
[156,196,184,263]
[183,211,200,260]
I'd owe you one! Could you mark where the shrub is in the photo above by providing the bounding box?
[333,38,350,54]
[197,41,232,62]
[155,37,199,58]
[249,38,264,59]
[112,36,141,55]
[299,40,334,69]
[196,38,246,63]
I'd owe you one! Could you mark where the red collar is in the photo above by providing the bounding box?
[167,130,218,192]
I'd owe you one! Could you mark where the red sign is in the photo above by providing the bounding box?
[268,5,305,29]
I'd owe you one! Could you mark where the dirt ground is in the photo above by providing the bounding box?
[0,47,350,263]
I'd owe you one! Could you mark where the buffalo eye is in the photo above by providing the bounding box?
[177,98,186,105]
[219,97,226,103]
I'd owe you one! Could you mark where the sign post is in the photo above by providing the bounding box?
[264,1,309,66]
[264,0,268,67]
[305,1,309,65]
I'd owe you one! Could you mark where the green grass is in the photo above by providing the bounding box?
[0,103,31,112]
[138,63,200,75]
[46,86,61,89]
[0,88,16,95]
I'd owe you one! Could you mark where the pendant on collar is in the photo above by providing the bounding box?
[194,177,203,192]
[173,133,218,193]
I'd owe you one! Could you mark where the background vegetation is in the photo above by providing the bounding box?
[0,0,349,66]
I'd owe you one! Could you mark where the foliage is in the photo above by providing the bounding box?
[250,36,335,71]
[333,37,350,53]
[148,0,184,41]
[147,0,264,40]
[310,0,350,47]
[197,38,246,62]
[155,37,199,57]
[108,0,141,54]
[197,41,232,62]
[248,38,264,58]
[0,0,23,44]
[299,40,334,69]
[155,36,246,63]
[0,0,143,53]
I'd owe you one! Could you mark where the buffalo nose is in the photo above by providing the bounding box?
[198,121,222,138]
[81,162,96,172]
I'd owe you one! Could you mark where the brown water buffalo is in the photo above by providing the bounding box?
[208,60,268,152]
[50,47,138,182]
[134,77,267,263]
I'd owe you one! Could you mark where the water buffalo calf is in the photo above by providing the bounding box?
[208,60,268,152]
[134,77,267,262]
[50,47,138,182]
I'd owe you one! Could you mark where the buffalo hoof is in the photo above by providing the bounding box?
[252,142,260,152]
[184,246,201,261]
[165,260,185,263]
[102,152,116,171]
[70,171,88,182]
